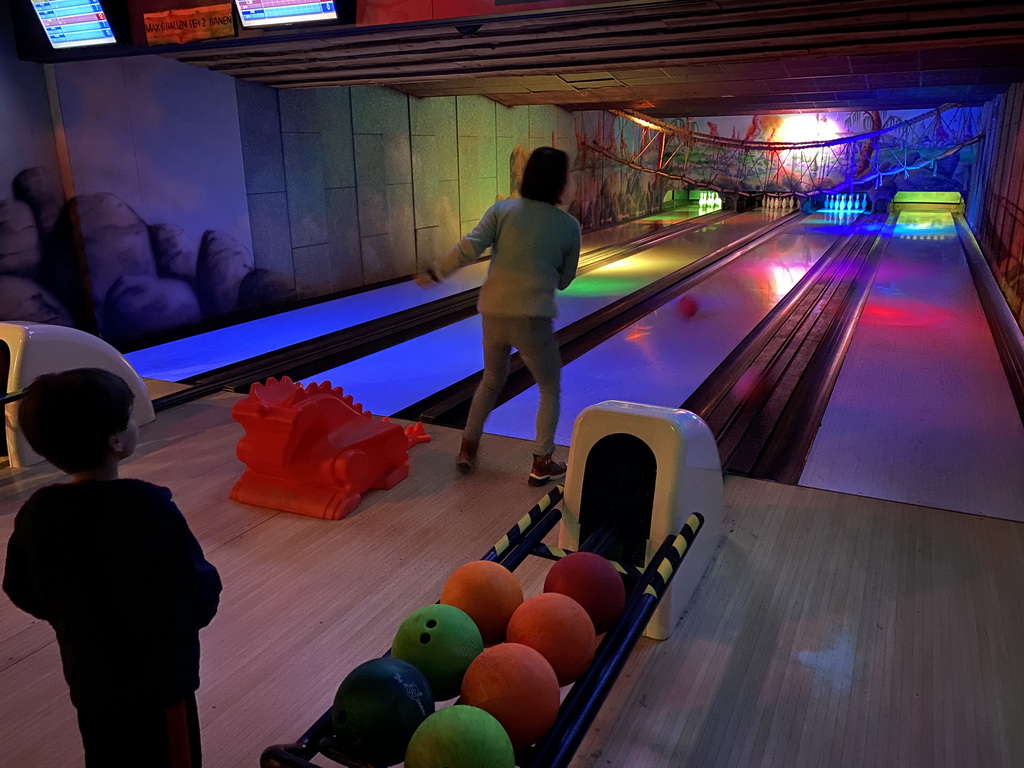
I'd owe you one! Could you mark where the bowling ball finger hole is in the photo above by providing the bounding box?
[335,711,347,726]
[426,620,437,628]
[419,633,432,644]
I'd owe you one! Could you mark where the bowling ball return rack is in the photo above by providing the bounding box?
[260,484,704,768]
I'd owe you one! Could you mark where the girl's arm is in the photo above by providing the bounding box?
[419,204,500,284]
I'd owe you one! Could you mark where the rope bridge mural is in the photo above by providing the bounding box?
[575,104,982,213]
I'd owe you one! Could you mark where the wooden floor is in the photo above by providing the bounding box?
[2,392,1023,767]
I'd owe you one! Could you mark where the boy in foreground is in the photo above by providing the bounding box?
[3,368,222,768]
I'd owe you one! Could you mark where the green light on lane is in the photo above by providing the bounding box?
[565,277,649,297]
[644,212,693,223]
[891,191,963,205]
[892,211,957,238]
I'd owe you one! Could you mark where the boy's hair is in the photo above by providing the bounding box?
[19,368,134,474]
[520,147,569,205]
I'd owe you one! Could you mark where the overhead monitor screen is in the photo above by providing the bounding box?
[235,0,337,27]
[29,0,117,49]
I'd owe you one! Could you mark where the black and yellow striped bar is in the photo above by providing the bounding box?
[481,484,563,561]
[529,543,644,581]
[641,513,702,600]
[525,511,706,768]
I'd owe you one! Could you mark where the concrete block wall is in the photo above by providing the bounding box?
[239,84,573,303]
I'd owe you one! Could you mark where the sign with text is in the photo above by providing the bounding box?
[144,3,234,44]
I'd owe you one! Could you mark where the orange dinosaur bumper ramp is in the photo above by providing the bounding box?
[230,377,431,520]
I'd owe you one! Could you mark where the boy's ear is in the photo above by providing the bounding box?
[109,431,127,457]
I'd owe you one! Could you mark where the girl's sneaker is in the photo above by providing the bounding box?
[529,453,566,486]
[456,438,478,474]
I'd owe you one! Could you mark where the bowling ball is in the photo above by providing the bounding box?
[676,296,699,319]
[734,368,772,405]
[330,657,435,767]
[441,561,524,645]
[392,604,484,700]
[405,705,514,768]
[460,643,560,749]
[506,593,597,685]
[544,552,626,634]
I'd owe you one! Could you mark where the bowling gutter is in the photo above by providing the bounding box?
[686,211,891,481]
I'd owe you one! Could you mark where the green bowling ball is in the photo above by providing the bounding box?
[330,657,435,767]
[404,705,515,768]
[391,604,484,700]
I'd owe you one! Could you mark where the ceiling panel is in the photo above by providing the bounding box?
[161,0,1024,117]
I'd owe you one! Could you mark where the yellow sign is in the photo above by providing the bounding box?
[144,4,235,46]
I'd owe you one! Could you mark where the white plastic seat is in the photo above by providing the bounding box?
[1,322,155,468]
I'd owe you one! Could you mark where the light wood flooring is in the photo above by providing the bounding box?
[2,392,1023,767]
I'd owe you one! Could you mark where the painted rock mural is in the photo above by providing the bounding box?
[0,167,294,346]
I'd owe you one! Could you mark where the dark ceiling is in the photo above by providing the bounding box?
[166,0,1024,117]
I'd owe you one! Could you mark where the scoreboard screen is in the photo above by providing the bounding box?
[235,0,337,27]
[29,0,117,49]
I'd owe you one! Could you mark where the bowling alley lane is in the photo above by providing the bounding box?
[124,207,699,384]
[301,210,790,416]
[485,211,843,447]
[799,211,1024,519]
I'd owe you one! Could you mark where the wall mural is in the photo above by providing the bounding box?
[501,129,664,232]
[0,48,294,349]
[0,165,292,346]
[571,111,666,230]
[0,168,73,328]
[578,106,982,206]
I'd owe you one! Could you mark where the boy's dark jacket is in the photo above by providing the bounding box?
[3,479,222,709]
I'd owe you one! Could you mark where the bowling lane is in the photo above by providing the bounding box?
[486,212,841,447]
[799,211,1024,519]
[125,207,699,383]
[302,210,789,416]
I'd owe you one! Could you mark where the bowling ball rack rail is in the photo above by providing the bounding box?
[259,484,705,768]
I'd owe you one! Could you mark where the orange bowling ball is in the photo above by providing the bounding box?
[441,561,524,645]
[544,552,625,634]
[506,593,597,685]
[460,643,560,750]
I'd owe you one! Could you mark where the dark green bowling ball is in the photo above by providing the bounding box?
[331,657,435,766]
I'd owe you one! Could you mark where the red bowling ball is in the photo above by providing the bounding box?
[676,296,699,319]
[544,552,625,634]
